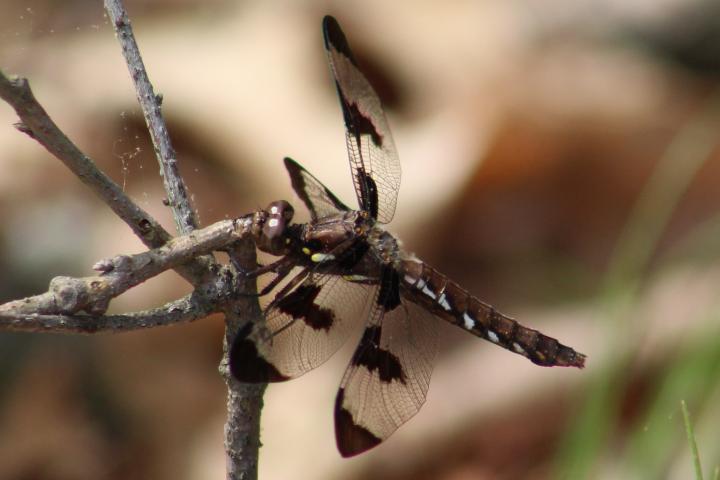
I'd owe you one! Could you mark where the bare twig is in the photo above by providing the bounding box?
[0,293,217,334]
[104,0,201,236]
[225,380,266,476]
[0,3,267,478]
[0,216,255,317]
[0,71,212,284]
[102,2,265,479]
[222,240,266,479]
[0,72,170,249]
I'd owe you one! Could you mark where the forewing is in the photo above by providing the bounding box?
[322,15,401,224]
[334,269,439,456]
[284,157,350,221]
[230,270,373,382]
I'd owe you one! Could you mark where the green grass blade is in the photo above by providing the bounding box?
[681,400,704,480]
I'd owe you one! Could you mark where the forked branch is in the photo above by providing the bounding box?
[0,216,255,319]
[0,1,266,478]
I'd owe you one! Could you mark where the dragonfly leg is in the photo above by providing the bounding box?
[236,257,296,297]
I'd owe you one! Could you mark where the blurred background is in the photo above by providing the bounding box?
[2,0,720,479]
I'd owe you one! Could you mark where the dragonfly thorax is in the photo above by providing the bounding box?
[367,227,401,264]
[300,211,368,260]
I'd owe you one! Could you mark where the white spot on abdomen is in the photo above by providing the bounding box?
[437,293,452,312]
[487,330,500,343]
[462,313,475,330]
[421,285,436,299]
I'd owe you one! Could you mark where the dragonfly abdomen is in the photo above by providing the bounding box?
[399,259,585,369]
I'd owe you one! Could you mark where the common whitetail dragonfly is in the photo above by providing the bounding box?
[230,15,586,457]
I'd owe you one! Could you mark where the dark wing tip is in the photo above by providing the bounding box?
[229,328,289,383]
[283,156,302,175]
[322,15,337,31]
[334,389,382,457]
[322,15,357,65]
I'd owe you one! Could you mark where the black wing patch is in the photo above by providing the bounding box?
[322,15,401,224]
[353,324,406,383]
[276,282,335,331]
[230,322,289,382]
[377,264,401,312]
[230,270,374,383]
[334,271,439,457]
[356,167,379,221]
[284,157,349,221]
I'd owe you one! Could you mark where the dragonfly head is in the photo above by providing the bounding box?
[256,200,295,255]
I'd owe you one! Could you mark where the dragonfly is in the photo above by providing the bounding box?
[230,15,586,457]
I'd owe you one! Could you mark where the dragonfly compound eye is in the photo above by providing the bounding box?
[259,200,294,254]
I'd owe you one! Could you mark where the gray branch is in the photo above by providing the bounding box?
[102,2,265,479]
[0,294,216,334]
[0,71,211,285]
[0,216,255,318]
[0,2,268,478]
[104,0,200,236]
[0,72,170,248]
[221,240,266,479]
